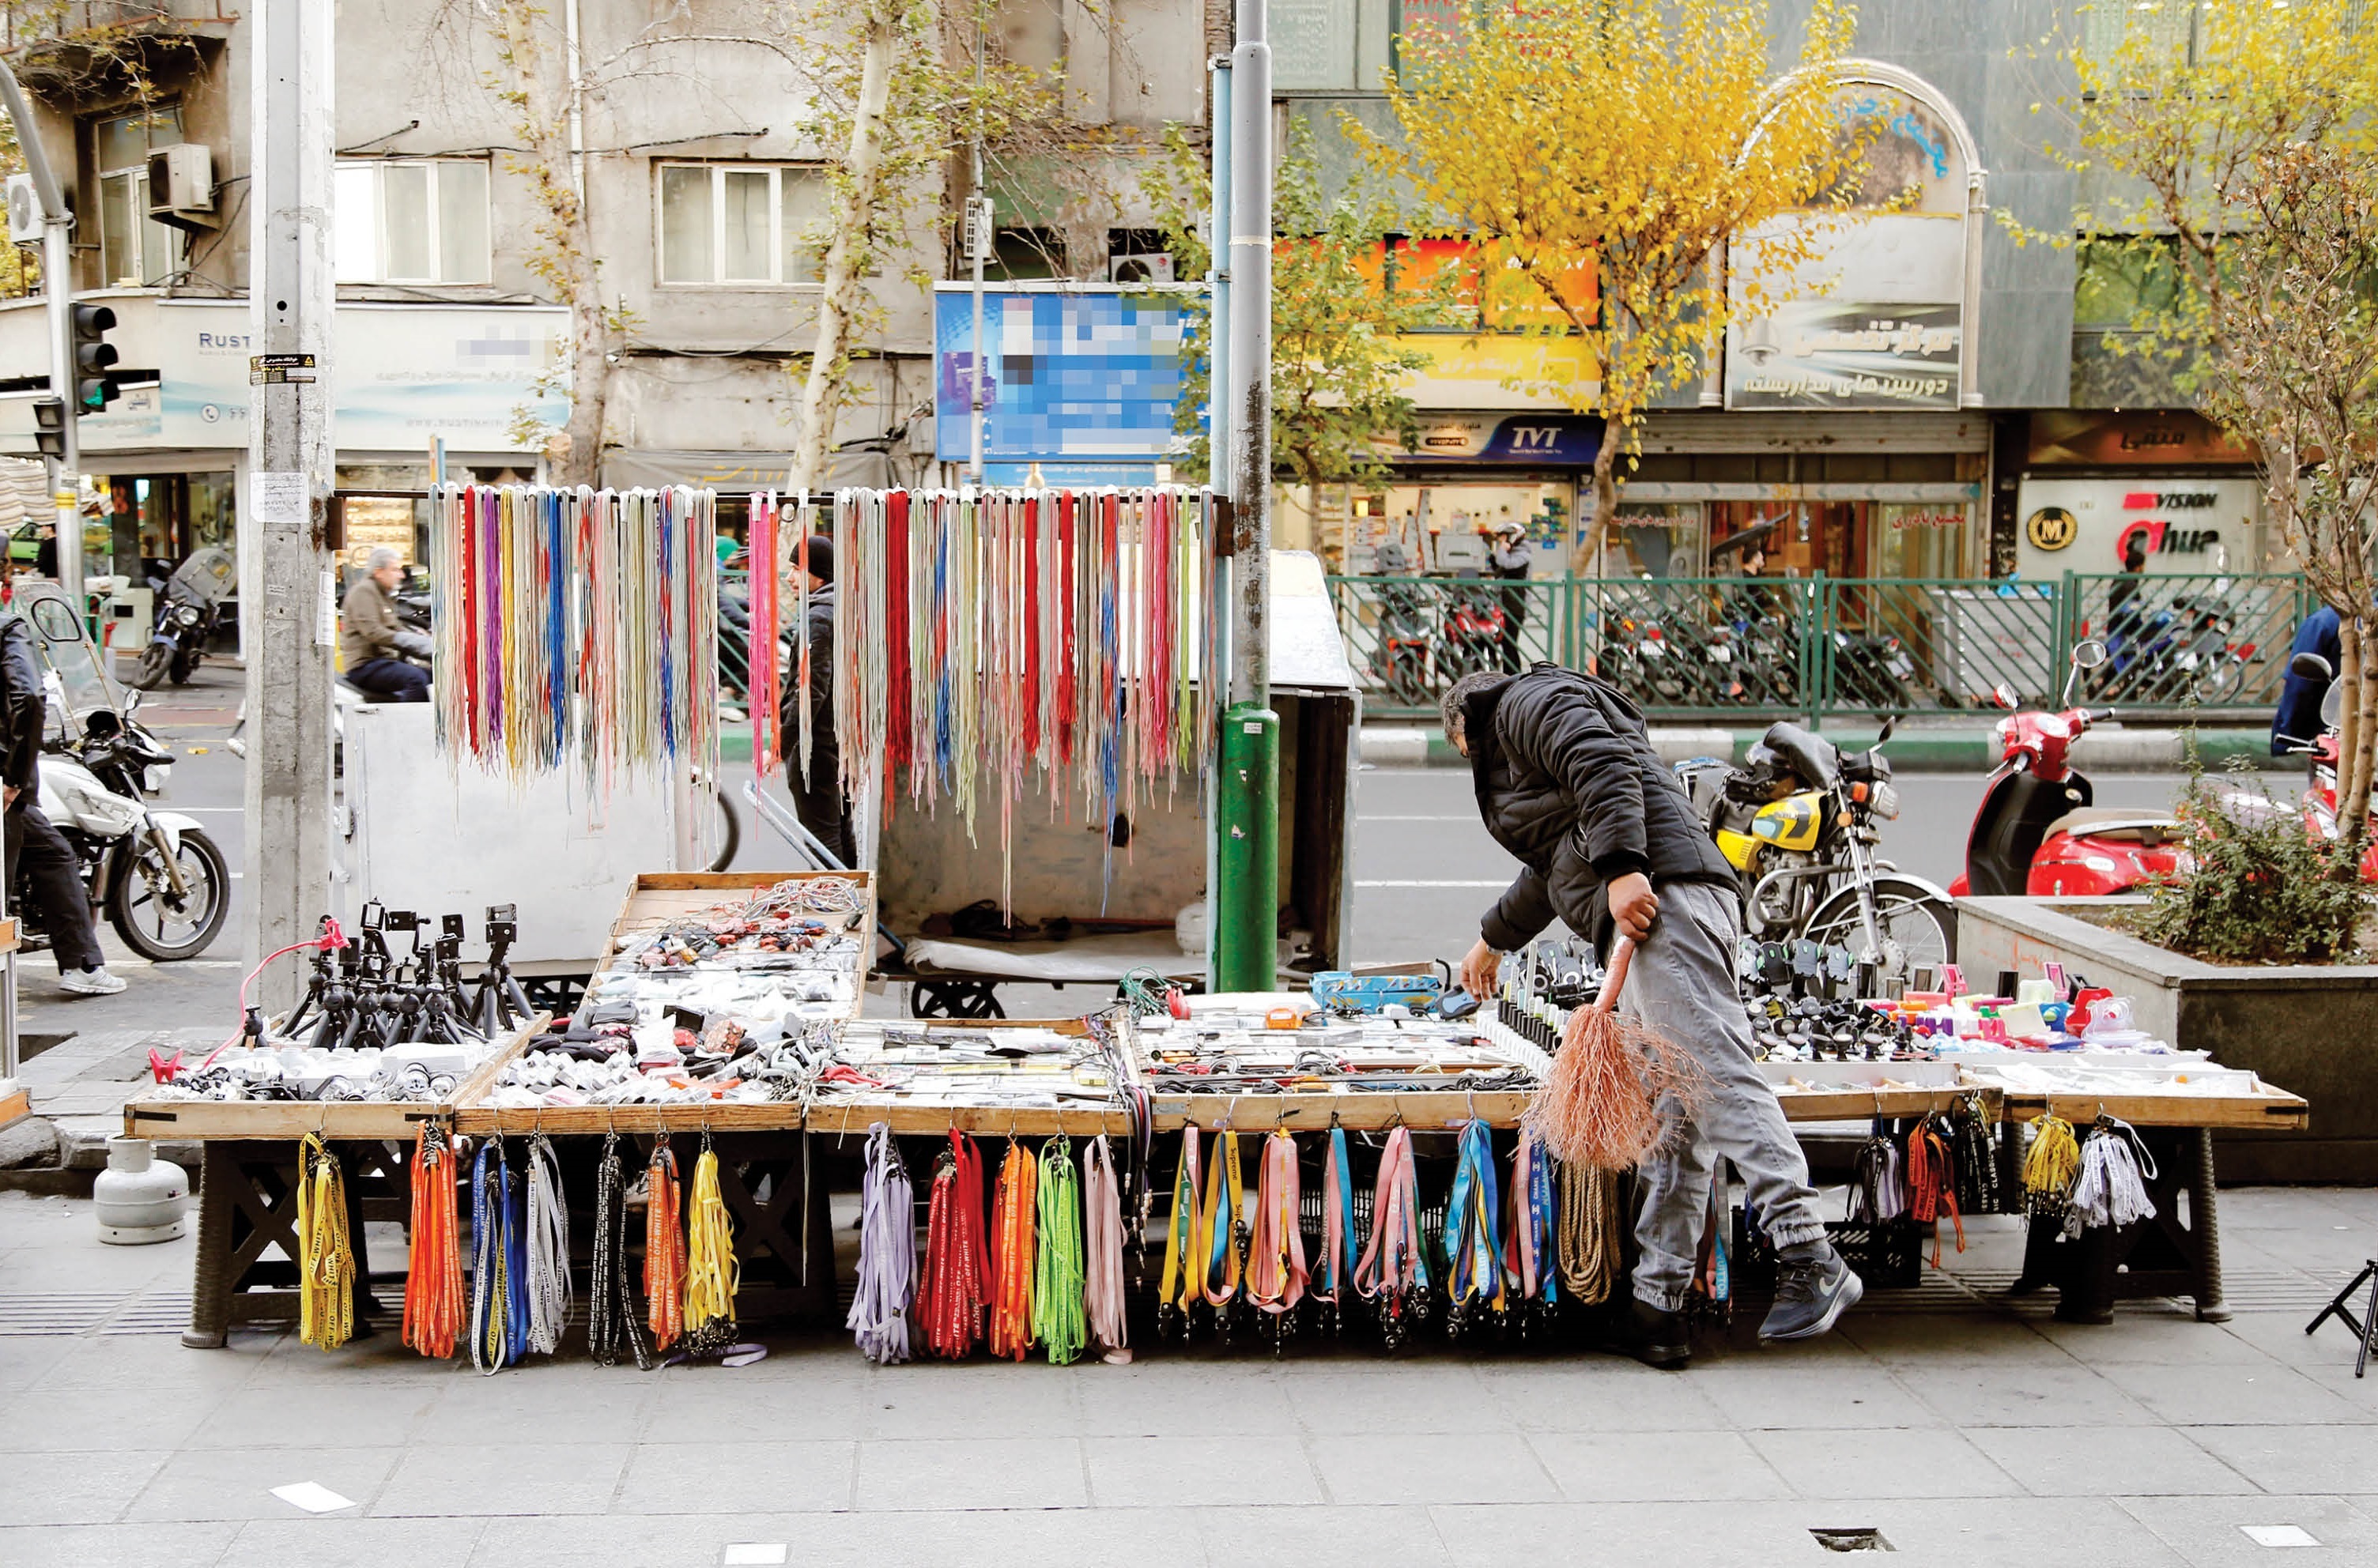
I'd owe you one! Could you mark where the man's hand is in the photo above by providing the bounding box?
[1607,872,1659,944]
[1460,937,1501,1001]
[2,785,17,810]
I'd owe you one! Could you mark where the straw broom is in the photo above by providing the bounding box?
[1524,935,1698,1171]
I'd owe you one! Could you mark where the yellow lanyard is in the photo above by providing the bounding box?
[1198,1130,1244,1306]
[1157,1129,1202,1314]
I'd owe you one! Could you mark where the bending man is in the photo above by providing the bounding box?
[1445,663,1859,1366]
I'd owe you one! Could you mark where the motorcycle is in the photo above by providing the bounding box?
[1606,613,1690,703]
[23,694,230,961]
[1678,715,1957,978]
[1439,582,1510,680]
[1367,577,1435,707]
[1948,639,2187,898]
[1828,626,1916,710]
[2278,650,2378,881]
[130,546,235,692]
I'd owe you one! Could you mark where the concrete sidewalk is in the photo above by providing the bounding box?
[0,1182,2371,1566]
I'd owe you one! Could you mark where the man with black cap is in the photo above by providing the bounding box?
[779,533,853,867]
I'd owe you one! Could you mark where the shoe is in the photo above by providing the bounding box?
[1603,1297,1691,1370]
[1761,1249,1864,1342]
[59,967,127,997]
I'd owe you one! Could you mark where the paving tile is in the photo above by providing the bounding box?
[0,1381,221,1452]
[418,1374,657,1446]
[1074,1356,1300,1437]
[853,1435,1087,1510]
[636,1372,866,1442]
[473,1508,1214,1568]
[1085,1434,1324,1506]
[0,1338,70,1396]
[243,1332,475,1385]
[1691,1360,1946,1431]
[123,1443,401,1521]
[1900,1358,2162,1427]
[218,1518,487,1568]
[188,1381,445,1448]
[0,1521,240,1568]
[1840,1313,2062,1363]
[32,1334,262,1393]
[1746,1427,2026,1499]
[1198,1502,1453,1566]
[372,1442,632,1517]
[1429,1501,1836,1568]
[612,1440,855,1513]
[856,1359,1083,1439]
[1308,1430,1559,1505]
[2116,1494,2378,1566]
[1279,1360,1512,1435]
[1965,1424,2257,1497]
[1846,1497,2191,1565]
[2095,1359,2377,1426]
[2033,1316,2292,1366]
[0,1448,168,1525]
[1470,1359,1736,1432]
[1528,1430,1794,1502]
[2187,1426,2378,1495]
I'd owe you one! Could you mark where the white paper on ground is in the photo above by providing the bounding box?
[723,1547,788,1566]
[270,1481,357,1514]
[2238,1525,2320,1548]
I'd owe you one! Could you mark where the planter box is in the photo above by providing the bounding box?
[1957,896,2376,1183]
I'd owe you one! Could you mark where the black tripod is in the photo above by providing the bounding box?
[2306,1259,2378,1378]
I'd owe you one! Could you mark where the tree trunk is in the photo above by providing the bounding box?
[2341,616,2376,868]
[1574,428,1619,575]
[791,12,896,496]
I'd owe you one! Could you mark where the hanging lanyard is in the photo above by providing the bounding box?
[1198,1129,1244,1308]
[1446,1121,1506,1317]
[1246,1129,1308,1315]
[1313,1125,1357,1306]
[1157,1128,1203,1325]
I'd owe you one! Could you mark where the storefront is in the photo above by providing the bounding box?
[2014,411,2263,581]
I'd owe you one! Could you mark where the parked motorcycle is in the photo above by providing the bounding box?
[130,546,236,691]
[1439,582,1511,680]
[2277,650,2378,881]
[1828,625,1916,710]
[1948,639,2187,898]
[1678,716,1956,977]
[22,695,229,961]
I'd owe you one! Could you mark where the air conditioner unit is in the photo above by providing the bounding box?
[1109,251,1174,285]
[145,145,217,227]
[6,175,42,245]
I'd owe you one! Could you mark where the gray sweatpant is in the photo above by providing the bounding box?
[1617,880,1828,1310]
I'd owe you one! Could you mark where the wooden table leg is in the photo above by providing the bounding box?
[182,1143,232,1349]
[2191,1125,2231,1323]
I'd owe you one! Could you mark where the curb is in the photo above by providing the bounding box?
[1357,725,2290,773]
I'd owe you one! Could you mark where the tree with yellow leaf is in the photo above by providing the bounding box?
[1357,0,1867,564]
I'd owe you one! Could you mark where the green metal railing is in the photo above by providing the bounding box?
[1326,571,2312,722]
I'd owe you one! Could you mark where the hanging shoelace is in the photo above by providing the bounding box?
[470,1136,530,1372]
[2022,1114,2082,1219]
[849,1123,914,1365]
[1951,1092,2003,1216]
[588,1133,653,1370]
[1555,1160,1620,1306]
[1906,1115,1964,1266]
[1309,1126,1359,1334]
[1848,1118,1905,1225]
[1693,1180,1731,1312]
[1503,1133,1559,1320]
[296,1133,354,1351]
[748,492,782,779]
[916,1130,989,1359]
[1444,1121,1507,1334]
[683,1134,740,1357]
[1244,1129,1309,1335]
[1155,1128,1204,1340]
[987,1137,1037,1361]
[1032,1137,1088,1366]
[402,1125,463,1359]
[524,1134,571,1357]
[2065,1116,2157,1238]
[1198,1130,1246,1327]
[1353,1126,1430,1347]
[644,1138,687,1355]
[1081,1134,1130,1362]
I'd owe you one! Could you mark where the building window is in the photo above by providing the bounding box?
[334,160,492,284]
[93,107,186,288]
[655,163,827,285]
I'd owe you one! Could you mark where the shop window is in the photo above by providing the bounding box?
[2074,237,2184,328]
[335,160,492,285]
[1604,503,1702,579]
[1872,502,1969,579]
[989,227,1066,281]
[655,163,828,286]
[92,107,186,288]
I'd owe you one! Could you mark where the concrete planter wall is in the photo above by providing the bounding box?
[1958,897,2378,1183]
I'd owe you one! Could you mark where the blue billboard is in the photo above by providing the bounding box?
[933,285,1195,466]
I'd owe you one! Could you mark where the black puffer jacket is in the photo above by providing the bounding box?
[1466,663,1735,951]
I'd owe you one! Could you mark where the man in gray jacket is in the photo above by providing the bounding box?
[1446,663,1860,1366]
[340,547,428,702]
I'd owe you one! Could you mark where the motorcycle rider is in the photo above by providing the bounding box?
[2272,604,2342,755]
[340,546,430,702]
[779,534,853,867]
[0,610,125,995]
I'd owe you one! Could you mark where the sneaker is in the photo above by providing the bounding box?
[1602,1296,1692,1370]
[1760,1249,1865,1342]
[59,967,127,997]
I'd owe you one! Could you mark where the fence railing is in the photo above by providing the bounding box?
[1327,571,2312,723]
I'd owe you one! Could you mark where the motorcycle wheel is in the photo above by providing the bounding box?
[168,650,195,685]
[108,825,231,961]
[2195,658,2243,704]
[1803,875,1957,977]
[130,643,173,692]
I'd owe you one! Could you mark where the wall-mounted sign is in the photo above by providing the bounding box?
[2025,505,2078,552]
[2026,409,2255,467]
[1382,413,1603,466]
[2013,476,2260,579]
[931,285,1189,463]
[1726,301,1961,410]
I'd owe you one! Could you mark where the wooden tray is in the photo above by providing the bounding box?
[598,869,875,1020]
[1998,1080,2310,1131]
[122,1014,548,1142]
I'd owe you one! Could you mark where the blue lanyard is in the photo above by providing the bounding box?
[1445,1122,1504,1309]
[1322,1127,1357,1296]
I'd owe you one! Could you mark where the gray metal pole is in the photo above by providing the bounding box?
[0,62,85,611]
[242,0,338,1014]
[1209,58,1232,499]
[1226,0,1270,707]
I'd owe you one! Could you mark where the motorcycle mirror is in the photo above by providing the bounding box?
[1876,714,1897,744]
[2290,650,2335,682]
[2323,683,2346,730]
[2070,639,2109,670]
[123,689,142,714]
[1992,682,2019,710]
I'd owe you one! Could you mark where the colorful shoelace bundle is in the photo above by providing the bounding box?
[524,1133,572,1356]
[1951,1093,2003,1216]
[470,1136,530,1372]
[1907,1115,1965,1265]
[1849,1118,1906,1224]
[987,1138,1038,1360]
[1444,1121,1508,1329]
[1198,1130,1246,1315]
[587,1133,653,1370]
[1310,1126,1360,1331]
[916,1130,989,1359]
[2022,1114,2082,1218]
[1353,1126,1430,1344]
[2064,1117,2157,1238]
[1032,1137,1088,1366]
[402,1125,463,1359]
[683,1136,740,1356]
[1156,1127,1204,1338]
[1081,1134,1130,1359]
[747,491,782,778]
[296,1133,355,1351]
[1504,1133,1560,1311]
[849,1123,915,1365]
[1245,1129,1308,1319]
[644,1139,687,1354]
[1555,1160,1621,1306]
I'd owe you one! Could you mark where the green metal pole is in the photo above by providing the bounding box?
[1214,704,1279,993]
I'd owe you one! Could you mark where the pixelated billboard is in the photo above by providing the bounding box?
[933,285,1193,464]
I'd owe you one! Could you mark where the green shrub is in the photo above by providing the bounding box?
[2140,753,2370,965]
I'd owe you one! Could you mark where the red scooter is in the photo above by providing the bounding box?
[1950,639,2189,897]
[2280,650,2378,881]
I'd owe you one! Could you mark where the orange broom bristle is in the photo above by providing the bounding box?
[1523,937,1700,1171]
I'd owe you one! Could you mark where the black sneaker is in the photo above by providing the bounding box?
[1759,1250,1864,1342]
[1605,1297,1691,1370]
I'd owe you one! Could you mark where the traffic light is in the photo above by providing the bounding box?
[29,397,66,460]
[70,301,118,413]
